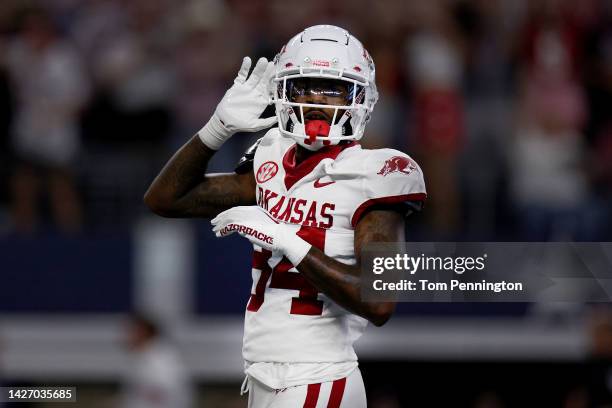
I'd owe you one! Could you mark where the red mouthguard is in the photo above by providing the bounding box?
[304,120,331,145]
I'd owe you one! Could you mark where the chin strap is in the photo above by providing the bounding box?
[304,120,331,146]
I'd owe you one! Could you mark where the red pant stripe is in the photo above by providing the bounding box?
[326,377,347,408]
[303,383,321,408]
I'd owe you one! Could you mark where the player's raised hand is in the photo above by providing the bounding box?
[198,57,277,150]
[211,206,312,266]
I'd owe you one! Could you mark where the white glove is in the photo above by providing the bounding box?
[198,57,277,150]
[211,206,312,266]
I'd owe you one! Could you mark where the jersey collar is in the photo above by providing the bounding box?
[282,141,358,190]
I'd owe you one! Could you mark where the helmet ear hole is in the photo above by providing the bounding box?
[342,121,353,136]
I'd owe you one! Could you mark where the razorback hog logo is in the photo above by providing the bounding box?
[377,156,417,177]
[256,161,278,183]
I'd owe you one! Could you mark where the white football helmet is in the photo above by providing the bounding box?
[272,25,378,151]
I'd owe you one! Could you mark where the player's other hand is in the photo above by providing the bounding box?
[212,205,279,251]
[211,206,311,266]
[198,57,277,150]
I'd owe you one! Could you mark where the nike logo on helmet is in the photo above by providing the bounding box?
[314,178,335,188]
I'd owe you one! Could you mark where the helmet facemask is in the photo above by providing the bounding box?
[273,68,376,151]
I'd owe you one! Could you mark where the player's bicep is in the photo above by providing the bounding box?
[173,137,261,217]
[354,209,404,264]
[175,171,256,217]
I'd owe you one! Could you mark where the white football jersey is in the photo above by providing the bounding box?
[242,128,426,383]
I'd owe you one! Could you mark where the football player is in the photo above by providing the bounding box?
[145,25,426,407]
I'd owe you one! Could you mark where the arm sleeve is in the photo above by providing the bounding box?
[350,151,427,227]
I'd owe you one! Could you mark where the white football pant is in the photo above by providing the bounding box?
[247,368,366,408]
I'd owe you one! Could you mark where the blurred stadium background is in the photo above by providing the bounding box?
[0,0,612,406]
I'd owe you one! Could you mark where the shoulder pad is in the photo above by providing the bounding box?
[235,138,263,174]
[350,149,427,227]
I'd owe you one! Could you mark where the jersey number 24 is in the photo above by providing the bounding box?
[247,226,325,316]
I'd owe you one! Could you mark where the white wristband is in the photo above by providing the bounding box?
[276,225,313,266]
[197,114,233,151]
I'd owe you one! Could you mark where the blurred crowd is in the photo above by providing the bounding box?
[0,0,611,240]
